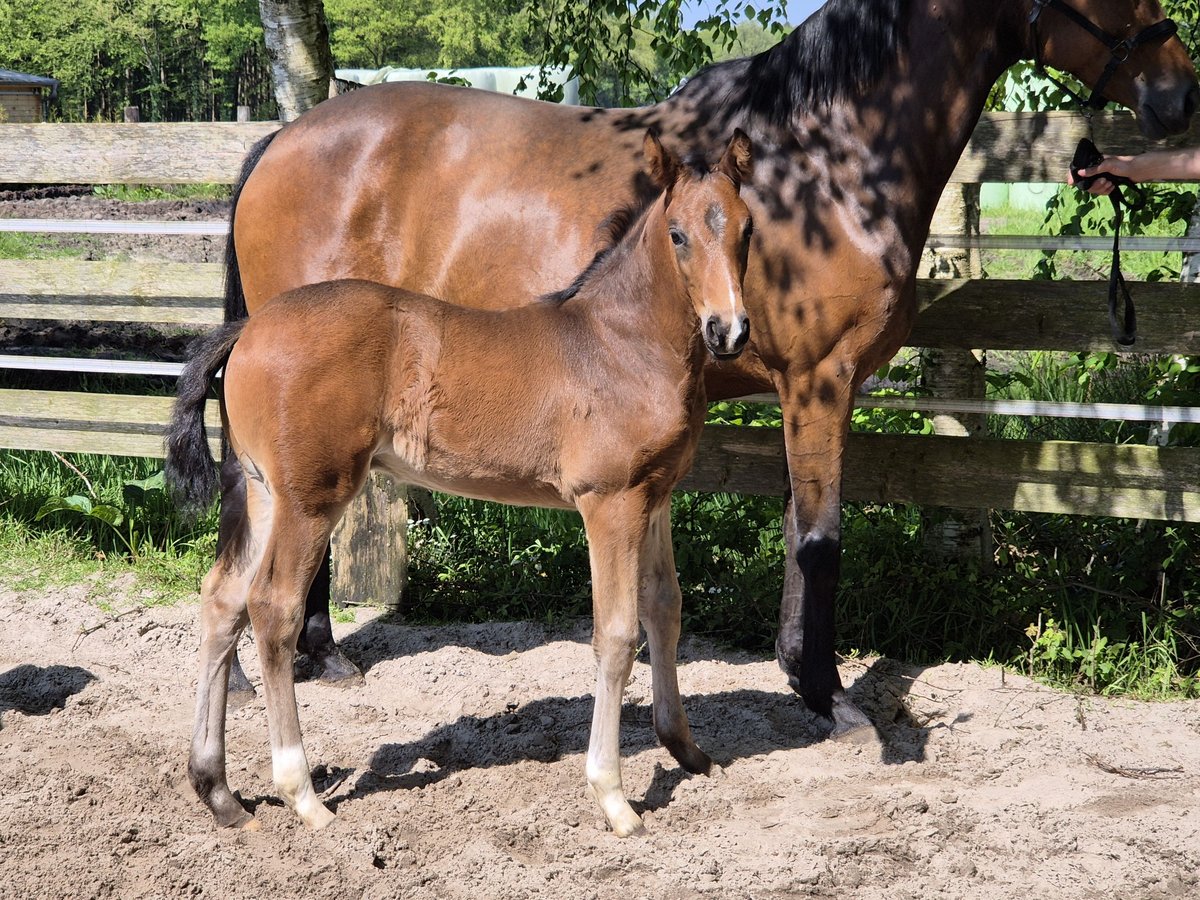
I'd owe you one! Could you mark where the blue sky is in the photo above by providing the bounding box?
[681,1,826,29]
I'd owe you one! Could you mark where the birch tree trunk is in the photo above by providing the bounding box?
[258,0,335,122]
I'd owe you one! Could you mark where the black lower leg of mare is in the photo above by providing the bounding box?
[775,492,869,734]
[296,548,334,657]
[297,545,363,683]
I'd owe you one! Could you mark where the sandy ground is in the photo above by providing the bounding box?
[2,578,1199,900]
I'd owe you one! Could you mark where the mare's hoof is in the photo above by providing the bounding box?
[315,648,365,687]
[228,663,255,698]
[241,817,262,832]
[227,687,257,710]
[830,696,875,743]
[830,721,879,746]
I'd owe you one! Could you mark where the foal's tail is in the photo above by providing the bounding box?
[223,130,279,323]
[164,321,246,519]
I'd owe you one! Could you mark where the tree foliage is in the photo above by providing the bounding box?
[0,0,794,120]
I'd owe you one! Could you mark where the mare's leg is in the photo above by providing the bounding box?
[248,505,339,830]
[775,375,873,739]
[296,547,363,686]
[222,450,360,692]
[579,491,650,837]
[637,503,711,775]
[189,474,270,828]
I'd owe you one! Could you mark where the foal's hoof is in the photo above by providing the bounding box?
[662,734,714,776]
[213,802,256,830]
[611,813,646,838]
[315,649,365,687]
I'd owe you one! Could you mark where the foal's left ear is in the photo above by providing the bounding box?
[718,129,753,188]
[643,129,681,191]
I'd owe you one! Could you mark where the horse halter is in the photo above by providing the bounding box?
[1028,0,1179,113]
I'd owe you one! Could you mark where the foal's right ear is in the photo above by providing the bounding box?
[718,129,753,188]
[643,130,681,190]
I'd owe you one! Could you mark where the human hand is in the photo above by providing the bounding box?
[1069,154,1140,195]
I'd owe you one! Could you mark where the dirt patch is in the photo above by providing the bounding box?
[2,582,1199,900]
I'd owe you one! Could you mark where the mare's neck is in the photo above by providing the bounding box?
[872,0,1027,237]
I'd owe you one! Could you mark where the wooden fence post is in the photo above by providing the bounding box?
[921,183,991,566]
[236,105,251,123]
[122,106,140,123]
[330,476,408,610]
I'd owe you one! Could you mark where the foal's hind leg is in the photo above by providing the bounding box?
[189,487,269,829]
[248,507,339,830]
[579,492,650,837]
[638,503,712,775]
[215,455,257,703]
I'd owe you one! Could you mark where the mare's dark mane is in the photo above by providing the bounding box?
[680,0,912,124]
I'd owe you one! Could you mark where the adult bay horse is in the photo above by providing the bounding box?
[226,0,1198,737]
[169,132,755,834]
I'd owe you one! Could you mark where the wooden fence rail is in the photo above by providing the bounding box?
[1,110,1198,533]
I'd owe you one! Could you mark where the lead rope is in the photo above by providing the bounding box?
[1028,0,1179,346]
[1070,137,1146,346]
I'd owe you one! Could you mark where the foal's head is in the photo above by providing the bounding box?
[644,129,754,360]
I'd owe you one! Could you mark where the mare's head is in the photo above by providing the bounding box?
[643,129,754,360]
[1033,0,1198,137]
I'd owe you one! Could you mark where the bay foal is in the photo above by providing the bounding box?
[167,131,754,836]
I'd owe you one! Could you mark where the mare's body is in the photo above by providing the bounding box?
[225,0,1198,733]
[169,134,755,835]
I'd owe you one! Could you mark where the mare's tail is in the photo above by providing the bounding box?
[164,322,247,519]
[224,131,280,323]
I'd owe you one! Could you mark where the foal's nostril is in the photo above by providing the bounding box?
[731,316,750,351]
[704,317,725,349]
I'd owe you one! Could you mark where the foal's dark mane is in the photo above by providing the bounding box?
[540,160,718,307]
[679,0,912,124]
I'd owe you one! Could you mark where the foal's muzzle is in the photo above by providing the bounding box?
[704,314,750,359]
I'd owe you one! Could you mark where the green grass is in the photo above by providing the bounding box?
[91,183,231,202]
[980,183,1197,282]
[0,450,216,602]
[0,231,86,260]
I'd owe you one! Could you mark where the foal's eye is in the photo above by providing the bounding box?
[669,228,687,247]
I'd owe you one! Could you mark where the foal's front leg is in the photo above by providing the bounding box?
[638,503,712,775]
[579,492,650,837]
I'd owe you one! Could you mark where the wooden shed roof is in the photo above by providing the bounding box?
[0,69,59,96]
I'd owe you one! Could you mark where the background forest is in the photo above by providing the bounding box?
[0,0,786,120]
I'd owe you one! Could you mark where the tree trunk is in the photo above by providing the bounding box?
[258,0,335,122]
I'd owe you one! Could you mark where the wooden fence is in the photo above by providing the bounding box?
[1,111,1198,542]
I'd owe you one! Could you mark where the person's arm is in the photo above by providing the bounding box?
[1068,147,1200,195]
